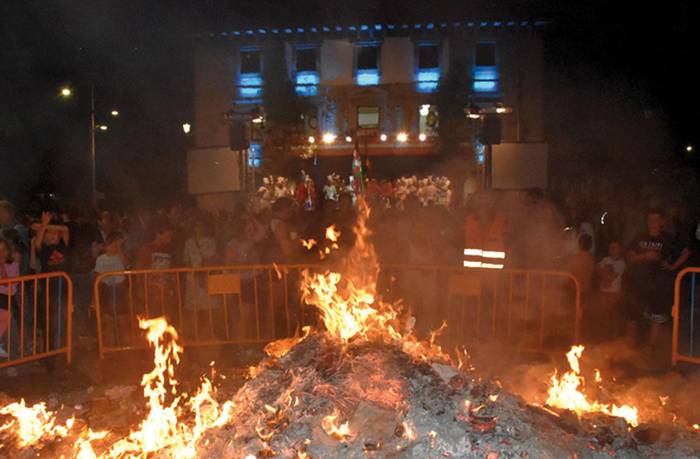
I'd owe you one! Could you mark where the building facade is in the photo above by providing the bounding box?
[189,20,546,210]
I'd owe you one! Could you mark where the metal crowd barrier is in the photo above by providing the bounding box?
[93,264,314,358]
[0,272,73,369]
[672,267,700,366]
[380,265,582,354]
[94,263,580,358]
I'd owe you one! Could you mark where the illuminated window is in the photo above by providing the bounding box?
[356,46,380,86]
[239,49,262,98]
[357,106,379,128]
[239,74,263,98]
[295,48,319,96]
[473,42,498,93]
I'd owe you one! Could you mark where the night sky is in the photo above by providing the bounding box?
[0,0,696,207]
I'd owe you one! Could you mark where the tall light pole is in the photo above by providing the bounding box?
[60,83,117,210]
[89,82,97,210]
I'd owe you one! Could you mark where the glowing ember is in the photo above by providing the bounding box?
[325,224,341,242]
[546,345,639,427]
[401,421,416,440]
[300,239,317,250]
[321,408,352,441]
[264,326,311,358]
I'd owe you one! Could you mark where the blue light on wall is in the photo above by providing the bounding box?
[295,71,319,96]
[474,140,485,165]
[416,69,440,93]
[239,73,263,98]
[473,66,499,93]
[249,142,262,168]
[356,69,380,86]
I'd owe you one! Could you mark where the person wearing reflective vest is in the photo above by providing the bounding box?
[463,209,506,269]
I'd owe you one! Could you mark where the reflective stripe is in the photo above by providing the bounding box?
[482,250,505,259]
[481,263,504,269]
[464,248,483,256]
[463,261,483,268]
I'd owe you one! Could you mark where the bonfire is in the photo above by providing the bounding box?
[1,200,699,458]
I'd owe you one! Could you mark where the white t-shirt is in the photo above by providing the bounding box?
[598,256,626,294]
[95,254,126,285]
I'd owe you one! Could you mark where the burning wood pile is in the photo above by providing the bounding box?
[1,200,699,458]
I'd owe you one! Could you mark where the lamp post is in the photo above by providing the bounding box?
[89,82,97,210]
[60,83,118,209]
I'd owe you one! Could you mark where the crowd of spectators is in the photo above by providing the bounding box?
[1,183,699,358]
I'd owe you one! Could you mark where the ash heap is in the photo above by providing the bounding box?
[1,200,699,458]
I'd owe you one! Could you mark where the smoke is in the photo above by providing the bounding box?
[470,338,700,427]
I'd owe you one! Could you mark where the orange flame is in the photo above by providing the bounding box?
[0,399,74,447]
[301,199,448,364]
[105,317,235,458]
[546,345,639,427]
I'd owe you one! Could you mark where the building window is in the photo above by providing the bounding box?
[357,106,379,128]
[475,43,496,67]
[295,48,319,96]
[473,42,498,93]
[418,45,439,69]
[238,49,262,99]
[416,44,440,93]
[356,46,380,86]
[241,50,261,73]
[296,48,317,72]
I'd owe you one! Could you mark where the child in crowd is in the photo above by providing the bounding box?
[95,231,129,281]
[95,231,130,346]
[598,241,626,337]
[0,239,19,359]
[30,212,70,351]
[31,212,70,274]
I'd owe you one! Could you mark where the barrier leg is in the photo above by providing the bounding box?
[57,277,63,348]
[690,273,696,357]
[111,285,120,346]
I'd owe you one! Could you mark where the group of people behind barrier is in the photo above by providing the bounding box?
[3,185,699,366]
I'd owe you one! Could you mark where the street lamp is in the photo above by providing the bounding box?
[182,123,191,134]
[111,110,119,117]
[58,82,100,209]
